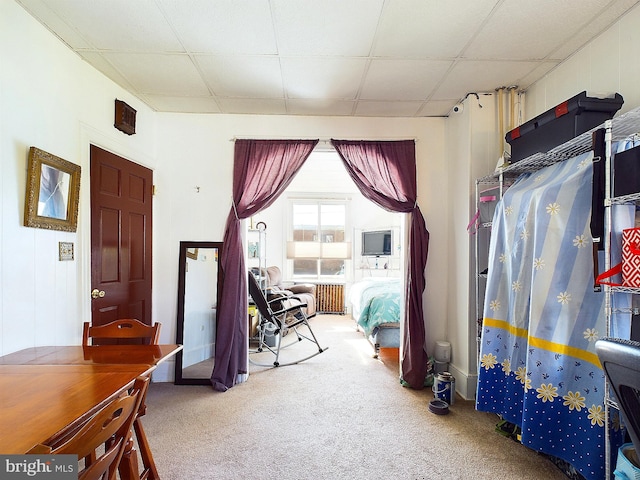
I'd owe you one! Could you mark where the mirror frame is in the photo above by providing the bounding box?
[24,146,81,232]
[174,241,223,385]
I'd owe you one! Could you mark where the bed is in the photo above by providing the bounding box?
[349,277,402,357]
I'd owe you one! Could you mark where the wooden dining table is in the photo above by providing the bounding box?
[0,363,153,454]
[0,344,182,461]
[0,344,182,367]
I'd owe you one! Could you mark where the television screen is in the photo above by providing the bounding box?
[361,230,392,256]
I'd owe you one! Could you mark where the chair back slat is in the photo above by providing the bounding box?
[83,319,161,346]
[29,376,149,480]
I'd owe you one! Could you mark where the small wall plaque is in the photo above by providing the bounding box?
[59,242,74,261]
[114,99,136,135]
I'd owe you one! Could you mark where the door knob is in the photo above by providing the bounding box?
[91,289,106,299]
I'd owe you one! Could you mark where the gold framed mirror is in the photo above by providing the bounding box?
[24,147,81,232]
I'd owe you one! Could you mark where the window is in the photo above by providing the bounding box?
[289,200,349,279]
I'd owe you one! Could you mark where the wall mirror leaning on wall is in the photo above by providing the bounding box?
[174,241,223,385]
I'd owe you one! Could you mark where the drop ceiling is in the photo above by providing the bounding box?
[16,0,640,117]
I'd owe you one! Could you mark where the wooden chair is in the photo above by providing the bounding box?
[29,376,149,480]
[82,319,162,480]
[82,319,161,346]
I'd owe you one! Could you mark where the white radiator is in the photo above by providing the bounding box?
[316,283,345,314]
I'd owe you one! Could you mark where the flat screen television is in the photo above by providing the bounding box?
[361,230,392,256]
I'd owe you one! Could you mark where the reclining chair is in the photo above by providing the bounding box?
[263,266,317,318]
[248,272,327,367]
[595,338,640,478]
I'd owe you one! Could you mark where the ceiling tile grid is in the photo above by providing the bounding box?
[15,0,640,116]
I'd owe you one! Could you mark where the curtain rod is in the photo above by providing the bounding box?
[228,136,418,142]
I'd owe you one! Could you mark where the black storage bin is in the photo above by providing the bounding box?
[591,135,640,248]
[506,91,623,163]
[613,143,640,197]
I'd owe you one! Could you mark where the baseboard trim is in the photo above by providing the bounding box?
[152,360,173,382]
[447,364,478,401]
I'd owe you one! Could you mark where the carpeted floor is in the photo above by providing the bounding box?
[142,314,569,479]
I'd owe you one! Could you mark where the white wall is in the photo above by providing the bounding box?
[0,1,157,354]
[446,93,500,399]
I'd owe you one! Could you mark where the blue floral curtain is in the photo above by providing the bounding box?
[476,151,634,479]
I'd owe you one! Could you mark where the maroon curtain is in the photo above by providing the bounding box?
[211,139,318,391]
[331,139,429,389]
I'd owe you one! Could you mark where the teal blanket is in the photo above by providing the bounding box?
[350,278,401,337]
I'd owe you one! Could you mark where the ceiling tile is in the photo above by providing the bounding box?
[416,100,458,117]
[103,53,210,96]
[355,101,423,117]
[287,99,356,116]
[373,0,498,58]
[14,0,640,117]
[360,59,452,101]
[17,0,93,49]
[196,55,284,98]
[158,0,277,54]
[143,95,222,113]
[30,0,183,52]
[550,0,640,59]
[464,0,613,60]
[272,0,384,56]
[79,52,137,91]
[216,98,287,115]
[432,60,540,100]
[281,57,367,99]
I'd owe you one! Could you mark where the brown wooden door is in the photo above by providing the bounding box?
[90,145,153,328]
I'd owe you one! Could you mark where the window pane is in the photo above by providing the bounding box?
[293,204,318,241]
[320,259,344,276]
[293,259,317,276]
[290,201,347,279]
[320,204,345,242]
